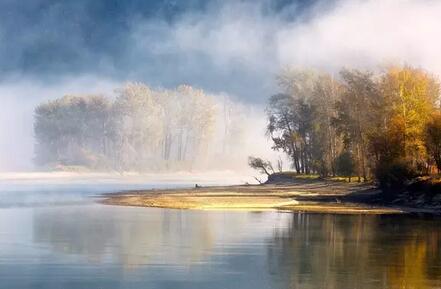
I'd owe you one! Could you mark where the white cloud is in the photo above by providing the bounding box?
[134,0,441,73]
[277,0,441,74]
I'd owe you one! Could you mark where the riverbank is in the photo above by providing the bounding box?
[102,178,436,214]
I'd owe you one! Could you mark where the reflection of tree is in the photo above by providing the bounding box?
[33,206,117,263]
[33,206,217,268]
[267,214,441,289]
[386,220,441,289]
[33,206,441,288]
[32,206,287,271]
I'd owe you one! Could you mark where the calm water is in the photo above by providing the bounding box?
[1,183,441,289]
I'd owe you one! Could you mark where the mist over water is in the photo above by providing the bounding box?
[0,171,257,207]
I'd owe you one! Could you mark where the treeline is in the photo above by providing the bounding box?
[266,66,441,183]
[34,83,246,171]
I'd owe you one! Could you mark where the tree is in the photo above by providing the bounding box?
[268,70,345,177]
[425,112,441,173]
[34,95,111,168]
[381,66,440,165]
[266,65,441,184]
[267,70,323,174]
[154,85,216,168]
[174,85,216,165]
[266,93,301,172]
[310,74,342,176]
[334,69,381,181]
[335,151,355,181]
[248,156,275,176]
[34,82,223,172]
[112,82,163,170]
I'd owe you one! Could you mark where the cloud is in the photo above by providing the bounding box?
[277,0,441,74]
[1,0,441,170]
[125,0,441,101]
[3,0,441,98]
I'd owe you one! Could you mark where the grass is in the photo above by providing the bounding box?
[328,176,369,183]
[273,171,368,183]
[272,172,320,179]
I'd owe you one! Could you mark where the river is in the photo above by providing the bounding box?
[1,180,441,289]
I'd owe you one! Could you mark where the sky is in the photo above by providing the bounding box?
[1,0,441,170]
[0,0,320,100]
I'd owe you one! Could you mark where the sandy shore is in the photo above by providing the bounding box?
[102,180,413,214]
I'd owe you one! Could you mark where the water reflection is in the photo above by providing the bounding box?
[268,214,441,289]
[32,205,290,269]
[1,203,441,288]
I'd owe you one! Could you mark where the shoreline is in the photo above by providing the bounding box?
[101,179,439,215]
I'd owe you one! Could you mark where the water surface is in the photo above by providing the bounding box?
[1,183,441,289]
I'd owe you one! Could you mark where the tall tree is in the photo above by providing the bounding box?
[310,74,342,176]
[334,69,381,181]
[267,69,318,174]
[112,82,163,170]
[381,66,440,166]
[268,70,343,176]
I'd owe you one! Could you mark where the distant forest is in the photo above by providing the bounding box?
[34,65,441,180]
[34,83,246,171]
[265,65,441,183]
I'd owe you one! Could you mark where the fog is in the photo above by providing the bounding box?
[0,171,257,207]
[1,0,441,172]
[0,77,117,171]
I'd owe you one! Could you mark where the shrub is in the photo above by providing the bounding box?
[375,159,417,193]
[335,151,355,181]
[248,156,275,176]
[424,112,441,173]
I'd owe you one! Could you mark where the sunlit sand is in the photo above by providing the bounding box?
[103,181,405,214]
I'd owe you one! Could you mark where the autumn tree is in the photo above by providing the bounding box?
[333,69,382,181]
[381,66,440,166]
[267,65,441,183]
[425,112,441,173]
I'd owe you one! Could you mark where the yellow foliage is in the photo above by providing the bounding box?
[382,66,440,162]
